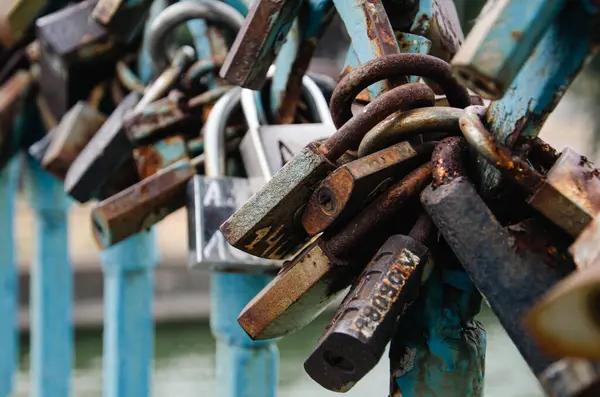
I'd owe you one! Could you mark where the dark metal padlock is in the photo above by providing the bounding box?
[238,163,432,340]
[42,101,107,179]
[420,136,575,375]
[460,106,600,238]
[302,141,435,236]
[36,0,120,119]
[65,91,141,203]
[304,216,432,392]
[219,0,302,89]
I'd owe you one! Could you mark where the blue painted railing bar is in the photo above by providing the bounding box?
[24,158,73,397]
[0,158,20,397]
[100,2,165,396]
[101,230,159,397]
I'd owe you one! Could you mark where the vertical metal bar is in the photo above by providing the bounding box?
[197,3,280,395]
[24,157,72,397]
[0,158,20,397]
[102,2,162,396]
[211,273,279,397]
[101,230,159,397]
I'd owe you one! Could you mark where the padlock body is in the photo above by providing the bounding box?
[133,135,189,179]
[304,234,429,392]
[302,141,432,236]
[187,174,280,273]
[0,0,46,47]
[42,101,106,179]
[221,142,335,259]
[528,147,600,238]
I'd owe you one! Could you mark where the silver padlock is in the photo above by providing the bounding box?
[239,73,336,181]
[187,87,280,272]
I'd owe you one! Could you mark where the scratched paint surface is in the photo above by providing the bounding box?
[12,307,542,396]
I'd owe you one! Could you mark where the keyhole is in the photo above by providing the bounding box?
[317,188,335,213]
[324,350,355,374]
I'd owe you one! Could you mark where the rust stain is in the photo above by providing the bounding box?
[510,30,523,40]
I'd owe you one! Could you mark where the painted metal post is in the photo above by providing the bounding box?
[101,231,159,397]
[0,158,20,397]
[24,157,72,397]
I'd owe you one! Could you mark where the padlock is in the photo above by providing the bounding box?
[239,73,335,181]
[123,86,232,145]
[357,107,463,157]
[539,358,600,397]
[36,0,121,119]
[92,0,153,43]
[219,0,302,89]
[221,79,438,260]
[42,101,107,179]
[302,141,435,236]
[187,86,279,272]
[451,0,569,100]
[304,215,432,392]
[460,105,600,238]
[91,154,203,249]
[133,135,194,179]
[237,163,432,340]
[64,91,141,203]
[0,0,46,48]
[420,136,575,375]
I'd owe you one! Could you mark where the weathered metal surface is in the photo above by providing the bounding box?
[42,102,106,179]
[302,141,434,236]
[183,56,226,91]
[64,91,141,203]
[221,83,434,259]
[357,106,462,156]
[539,359,600,397]
[220,0,303,89]
[116,58,145,93]
[570,216,600,270]
[332,0,402,98]
[430,136,467,188]
[0,70,33,170]
[525,264,600,360]
[460,105,544,193]
[92,159,195,249]
[237,163,431,341]
[187,175,280,273]
[421,177,575,375]
[451,0,566,99]
[325,163,432,255]
[528,148,600,238]
[478,1,598,193]
[330,53,470,129]
[36,0,118,119]
[270,0,334,124]
[305,234,429,392]
[132,135,188,178]
[0,0,46,47]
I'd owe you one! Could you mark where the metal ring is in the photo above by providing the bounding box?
[358,107,464,157]
[147,1,244,70]
[458,105,506,166]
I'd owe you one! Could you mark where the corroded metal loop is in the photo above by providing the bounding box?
[330,54,472,128]
[147,1,244,69]
[459,105,544,193]
[320,83,435,161]
[431,136,468,189]
[183,56,226,91]
[357,107,464,157]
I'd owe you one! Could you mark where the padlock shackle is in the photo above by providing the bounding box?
[204,86,243,177]
[147,1,244,70]
[459,105,544,193]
